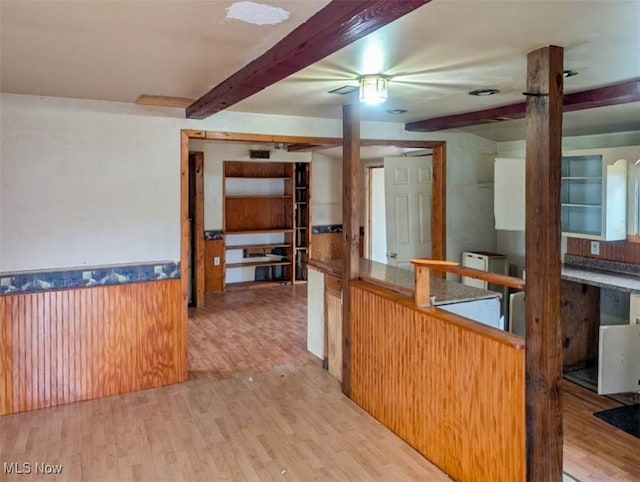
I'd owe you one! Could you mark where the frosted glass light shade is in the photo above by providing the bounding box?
[359,75,389,104]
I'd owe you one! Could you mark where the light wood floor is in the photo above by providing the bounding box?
[0,364,449,481]
[188,285,313,380]
[563,380,640,482]
[2,285,638,481]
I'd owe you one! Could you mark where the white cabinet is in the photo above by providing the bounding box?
[631,293,640,325]
[561,147,633,241]
[494,146,638,240]
[462,251,509,326]
[462,251,508,289]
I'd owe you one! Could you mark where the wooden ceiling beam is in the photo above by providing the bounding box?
[186,0,431,119]
[405,79,640,132]
[286,143,327,152]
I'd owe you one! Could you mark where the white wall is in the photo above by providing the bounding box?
[0,95,183,271]
[495,130,640,270]
[1,92,499,273]
[310,152,342,225]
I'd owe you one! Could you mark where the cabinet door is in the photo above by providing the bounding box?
[494,158,525,230]
[631,294,640,325]
[603,159,628,240]
[462,252,488,289]
[598,324,640,394]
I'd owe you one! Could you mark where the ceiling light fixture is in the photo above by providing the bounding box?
[469,88,500,96]
[359,75,389,105]
[563,70,579,78]
[387,109,407,114]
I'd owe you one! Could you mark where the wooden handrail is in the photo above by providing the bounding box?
[411,258,525,307]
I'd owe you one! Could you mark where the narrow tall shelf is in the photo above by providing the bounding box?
[294,162,311,283]
[223,160,310,288]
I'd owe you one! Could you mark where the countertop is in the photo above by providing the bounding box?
[308,258,501,306]
[561,255,639,293]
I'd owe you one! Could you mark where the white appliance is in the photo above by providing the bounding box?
[462,251,509,321]
[509,291,525,337]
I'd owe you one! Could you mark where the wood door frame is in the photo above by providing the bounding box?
[188,151,205,307]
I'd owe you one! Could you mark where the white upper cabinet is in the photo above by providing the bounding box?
[494,146,638,240]
[561,146,636,241]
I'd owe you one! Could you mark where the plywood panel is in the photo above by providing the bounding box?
[567,237,640,264]
[350,281,525,482]
[0,279,185,415]
[311,233,343,261]
[310,233,364,261]
[205,239,225,292]
[225,197,293,232]
[561,280,600,372]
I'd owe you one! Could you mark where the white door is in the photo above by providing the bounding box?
[369,167,387,264]
[598,324,640,394]
[384,155,432,269]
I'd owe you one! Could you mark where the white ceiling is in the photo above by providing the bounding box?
[1,0,639,142]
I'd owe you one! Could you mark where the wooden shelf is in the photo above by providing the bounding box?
[226,228,294,235]
[225,195,292,199]
[295,247,308,251]
[562,176,602,180]
[225,279,290,290]
[226,243,291,250]
[225,176,292,180]
[226,260,290,269]
[562,203,601,208]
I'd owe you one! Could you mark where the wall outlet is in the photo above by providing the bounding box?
[214,256,220,266]
[590,241,600,256]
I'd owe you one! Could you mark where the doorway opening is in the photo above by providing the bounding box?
[367,166,387,264]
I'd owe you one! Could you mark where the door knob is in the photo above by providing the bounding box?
[388,252,398,258]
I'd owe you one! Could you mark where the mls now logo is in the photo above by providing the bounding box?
[4,462,64,475]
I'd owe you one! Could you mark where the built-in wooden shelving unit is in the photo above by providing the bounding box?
[223,160,310,288]
[294,162,311,283]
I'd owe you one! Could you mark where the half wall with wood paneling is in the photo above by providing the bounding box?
[0,280,186,415]
[350,282,525,482]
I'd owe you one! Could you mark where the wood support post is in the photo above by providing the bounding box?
[431,144,447,277]
[189,152,205,307]
[524,45,564,482]
[411,259,459,307]
[342,104,361,396]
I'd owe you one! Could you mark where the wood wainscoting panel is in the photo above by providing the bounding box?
[325,275,343,381]
[0,279,185,415]
[0,296,12,415]
[204,239,225,292]
[567,237,640,264]
[350,281,525,482]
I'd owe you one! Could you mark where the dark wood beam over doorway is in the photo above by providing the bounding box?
[186,0,431,119]
[405,78,639,132]
[524,45,564,482]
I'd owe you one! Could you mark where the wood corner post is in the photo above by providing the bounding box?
[524,45,564,482]
[342,103,361,397]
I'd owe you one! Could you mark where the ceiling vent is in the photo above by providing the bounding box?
[328,85,359,95]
